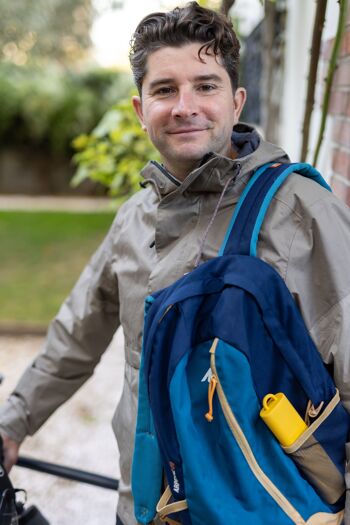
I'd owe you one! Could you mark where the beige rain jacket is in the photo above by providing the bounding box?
[1,124,350,525]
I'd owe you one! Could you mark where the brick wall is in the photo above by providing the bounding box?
[329,3,350,205]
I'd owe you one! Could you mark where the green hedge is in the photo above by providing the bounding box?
[0,63,132,155]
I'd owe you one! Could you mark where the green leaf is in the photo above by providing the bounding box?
[71,92,159,201]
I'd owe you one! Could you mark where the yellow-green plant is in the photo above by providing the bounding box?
[72,96,160,202]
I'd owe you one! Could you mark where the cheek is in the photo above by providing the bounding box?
[223,104,237,126]
[144,101,170,126]
[206,99,235,121]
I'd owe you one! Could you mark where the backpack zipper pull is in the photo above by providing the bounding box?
[205,375,218,422]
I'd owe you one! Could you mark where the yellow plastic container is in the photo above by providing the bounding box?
[260,393,308,447]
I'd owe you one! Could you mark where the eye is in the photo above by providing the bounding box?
[198,84,217,93]
[153,86,175,97]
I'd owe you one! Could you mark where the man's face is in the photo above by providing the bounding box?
[132,43,246,180]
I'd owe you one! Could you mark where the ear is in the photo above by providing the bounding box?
[132,96,147,131]
[233,87,247,123]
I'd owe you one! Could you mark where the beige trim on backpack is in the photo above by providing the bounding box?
[305,510,344,524]
[156,485,188,524]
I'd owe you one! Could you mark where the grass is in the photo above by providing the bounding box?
[0,211,115,327]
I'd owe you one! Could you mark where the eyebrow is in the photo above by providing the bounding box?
[148,78,174,90]
[193,74,224,83]
[148,74,224,90]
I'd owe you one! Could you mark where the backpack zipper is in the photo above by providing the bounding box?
[208,338,306,525]
[205,375,218,422]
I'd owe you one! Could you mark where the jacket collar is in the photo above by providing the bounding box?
[140,123,289,197]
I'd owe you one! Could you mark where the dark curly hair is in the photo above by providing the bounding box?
[129,1,241,95]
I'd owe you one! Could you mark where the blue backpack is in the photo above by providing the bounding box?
[132,163,350,525]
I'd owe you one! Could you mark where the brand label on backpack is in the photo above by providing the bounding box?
[201,368,213,383]
[169,461,180,493]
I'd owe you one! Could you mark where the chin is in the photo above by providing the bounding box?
[173,147,209,162]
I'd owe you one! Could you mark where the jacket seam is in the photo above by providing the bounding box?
[263,196,302,282]
[284,219,303,282]
[275,186,331,217]
[309,290,350,334]
[283,194,336,283]
[272,195,303,221]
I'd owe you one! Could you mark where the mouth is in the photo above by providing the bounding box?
[168,128,207,135]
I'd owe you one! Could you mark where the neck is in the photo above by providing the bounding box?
[162,146,238,181]
[162,160,200,182]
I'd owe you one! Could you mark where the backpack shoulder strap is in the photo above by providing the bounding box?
[219,162,331,257]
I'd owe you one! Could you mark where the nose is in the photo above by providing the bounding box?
[171,89,198,119]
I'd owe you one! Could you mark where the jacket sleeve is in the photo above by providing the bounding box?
[285,193,350,524]
[0,216,121,443]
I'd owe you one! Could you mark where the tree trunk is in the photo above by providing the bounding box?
[313,0,348,166]
[300,0,328,162]
[261,1,277,142]
[220,0,236,16]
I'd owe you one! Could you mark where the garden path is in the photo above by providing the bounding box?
[0,328,125,525]
[0,195,112,212]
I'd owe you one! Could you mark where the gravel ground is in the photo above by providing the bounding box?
[0,328,125,525]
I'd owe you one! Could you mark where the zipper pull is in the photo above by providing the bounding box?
[205,375,218,422]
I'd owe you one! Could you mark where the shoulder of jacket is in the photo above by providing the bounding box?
[113,186,156,225]
[273,172,348,220]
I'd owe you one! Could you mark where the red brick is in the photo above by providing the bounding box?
[333,58,350,88]
[331,176,350,206]
[332,147,350,179]
[329,89,350,115]
[333,117,350,147]
[340,27,350,56]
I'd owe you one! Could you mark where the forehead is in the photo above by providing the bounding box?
[143,42,228,84]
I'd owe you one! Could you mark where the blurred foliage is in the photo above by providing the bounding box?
[197,0,222,8]
[94,0,123,11]
[0,0,93,66]
[0,63,133,155]
[72,96,160,202]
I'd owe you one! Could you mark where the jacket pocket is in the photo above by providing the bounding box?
[283,390,345,505]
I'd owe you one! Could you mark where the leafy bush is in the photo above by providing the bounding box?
[72,96,160,202]
[0,63,132,155]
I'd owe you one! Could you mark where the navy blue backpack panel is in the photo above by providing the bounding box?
[132,163,349,525]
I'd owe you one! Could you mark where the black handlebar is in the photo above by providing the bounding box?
[17,456,119,491]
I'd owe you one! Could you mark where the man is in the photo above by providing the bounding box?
[1,2,350,524]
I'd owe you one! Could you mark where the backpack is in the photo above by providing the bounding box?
[132,162,350,525]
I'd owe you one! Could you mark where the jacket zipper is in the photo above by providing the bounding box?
[208,338,306,525]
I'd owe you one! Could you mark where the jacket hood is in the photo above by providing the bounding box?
[140,123,290,197]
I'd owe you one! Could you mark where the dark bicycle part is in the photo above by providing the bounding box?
[0,488,18,525]
[17,506,49,525]
[17,456,119,491]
